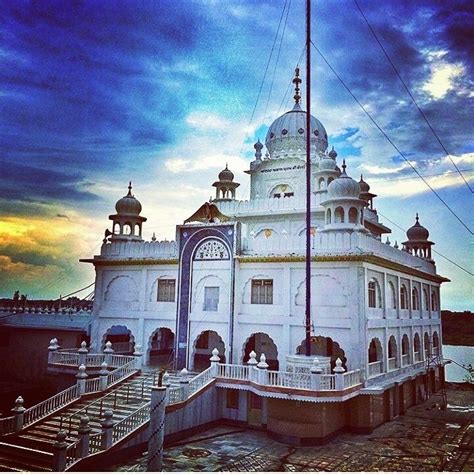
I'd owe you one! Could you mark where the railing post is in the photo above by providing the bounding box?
[310,358,323,391]
[76,364,88,396]
[100,410,114,450]
[209,348,220,377]
[78,415,91,458]
[11,396,25,432]
[52,430,68,472]
[333,358,346,391]
[78,341,88,366]
[163,371,170,388]
[103,341,114,365]
[147,386,167,472]
[179,368,189,401]
[48,338,59,364]
[257,354,269,385]
[133,344,143,370]
[247,350,258,382]
[99,362,109,392]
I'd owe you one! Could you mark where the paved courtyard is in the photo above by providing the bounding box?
[113,384,474,472]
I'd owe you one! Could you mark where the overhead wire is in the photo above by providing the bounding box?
[353,0,473,194]
[310,40,473,235]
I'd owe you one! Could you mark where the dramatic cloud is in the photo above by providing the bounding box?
[0,0,472,308]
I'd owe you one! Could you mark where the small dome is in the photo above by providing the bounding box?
[359,175,370,193]
[319,157,337,171]
[406,214,429,241]
[327,161,360,199]
[115,182,142,215]
[218,164,234,181]
[328,146,337,159]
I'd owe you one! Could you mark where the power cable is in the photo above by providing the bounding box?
[311,40,473,235]
[263,0,291,122]
[353,0,474,194]
[377,211,474,277]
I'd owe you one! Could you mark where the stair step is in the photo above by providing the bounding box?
[0,442,52,471]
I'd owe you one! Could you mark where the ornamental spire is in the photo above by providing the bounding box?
[292,67,302,104]
[127,181,133,196]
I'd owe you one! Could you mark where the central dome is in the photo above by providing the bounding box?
[265,103,328,159]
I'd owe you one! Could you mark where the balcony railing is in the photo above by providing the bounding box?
[368,360,383,377]
[388,357,397,371]
[401,354,410,366]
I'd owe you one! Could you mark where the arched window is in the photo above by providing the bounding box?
[402,334,410,365]
[400,285,408,310]
[431,290,438,311]
[388,281,397,309]
[326,208,332,224]
[388,336,398,370]
[432,331,440,355]
[423,288,429,311]
[123,223,132,235]
[368,278,381,308]
[412,287,419,310]
[348,207,358,224]
[270,184,294,199]
[334,206,344,223]
[414,333,421,361]
[318,177,326,190]
[328,177,334,185]
[368,338,382,363]
[424,332,431,358]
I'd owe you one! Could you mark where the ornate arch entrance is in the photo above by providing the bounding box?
[243,333,279,370]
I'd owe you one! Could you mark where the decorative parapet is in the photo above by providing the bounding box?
[98,239,178,260]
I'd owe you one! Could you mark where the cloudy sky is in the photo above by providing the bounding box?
[0,0,472,310]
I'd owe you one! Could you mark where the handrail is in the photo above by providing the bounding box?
[188,366,213,395]
[112,401,151,443]
[60,369,158,433]
[106,359,138,387]
[0,416,16,436]
[23,384,80,427]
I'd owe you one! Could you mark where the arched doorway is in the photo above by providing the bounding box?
[148,328,174,368]
[193,330,226,371]
[102,325,135,354]
[296,336,346,370]
[388,335,398,370]
[368,337,383,376]
[243,333,279,370]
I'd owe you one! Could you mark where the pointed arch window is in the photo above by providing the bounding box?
[400,285,409,310]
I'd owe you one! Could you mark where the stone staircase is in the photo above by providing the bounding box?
[0,370,191,472]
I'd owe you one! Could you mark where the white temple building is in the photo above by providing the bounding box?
[82,69,448,397]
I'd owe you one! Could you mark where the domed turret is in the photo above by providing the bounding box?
[212,164,240,202]
[406,213,429,241]
[403,214,434,262]
[115,183,143,215]
[358,174,377,209]
[108,182,147,242]
[358,175,370,193]
[320,160,367,233]
[327,161,361,199]
[264,69,328,160]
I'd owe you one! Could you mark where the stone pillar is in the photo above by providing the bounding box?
[52,430,68,472]
[333,358,346,391]
[99,362,109,392]
[77,415,91,458]
[247,351,258,382]
[133,344,143,370]
[180,378,189,401]
[209,348,220,377]
[48,338,59,364]
[11,396,25,432]
[78,341,88,366]
[103,341,114,365]
[257,354,269,385]
[100,410,114,450]
[147,386,167,472]
[76,364,88,395]
[310,358,323,391]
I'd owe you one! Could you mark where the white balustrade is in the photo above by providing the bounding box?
[23,384,80,427]
[343,370,361,388]
[112,402,151,443]
[388,357,397,371]
[0,416,16,435]
[188,366,213,395]
[267,370,311,389]
[100,240,177,259]
[85,354,106,367]
[368,361,383,377]
[217,364,250,380]
[168,387,182,405]
[106,359,138,387]
[85,377,101,393]
[49,351,81,366]
[319,375,336,390]
[108,354,136,368]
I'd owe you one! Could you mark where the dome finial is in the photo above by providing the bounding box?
[416,212,419,222]
[341,159,347,174]
[292,67,302,104]
[127,181,132,196]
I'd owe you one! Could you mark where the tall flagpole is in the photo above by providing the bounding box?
[305,0,312,357]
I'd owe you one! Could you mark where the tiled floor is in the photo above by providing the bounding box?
[112,385,474,472]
